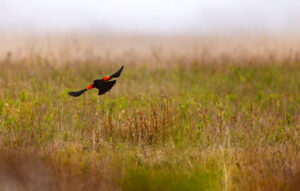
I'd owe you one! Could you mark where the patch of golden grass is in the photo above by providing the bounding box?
[0,34,299,190]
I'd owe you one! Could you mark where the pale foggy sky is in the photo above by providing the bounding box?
[0,0,300,34]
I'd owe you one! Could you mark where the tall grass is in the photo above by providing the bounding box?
[0,36,300,190]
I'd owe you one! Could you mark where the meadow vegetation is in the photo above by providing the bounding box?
[0,35,299,190]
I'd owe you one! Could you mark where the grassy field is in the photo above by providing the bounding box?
[0,36,300,190]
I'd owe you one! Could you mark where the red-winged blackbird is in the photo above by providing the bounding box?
[68,66,124,97]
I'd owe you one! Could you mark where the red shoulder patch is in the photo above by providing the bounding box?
[86,84,94,90]
[104,75,110,81]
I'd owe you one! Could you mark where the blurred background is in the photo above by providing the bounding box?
[1,0,300,35]
[1,0,300,63]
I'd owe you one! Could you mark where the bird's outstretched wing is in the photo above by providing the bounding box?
[68,66,122,97]
[98,80,116,95]
[110,66,124,79]
[68,89,87,97]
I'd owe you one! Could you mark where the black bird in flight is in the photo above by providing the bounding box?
[68,66,124,97]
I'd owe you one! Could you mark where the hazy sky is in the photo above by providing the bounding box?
[1,0,300,34]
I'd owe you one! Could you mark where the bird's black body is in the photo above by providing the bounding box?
[68,66,124,97]
[94,80,116,95]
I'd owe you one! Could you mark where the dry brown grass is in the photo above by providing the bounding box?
[0,34,300,191]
